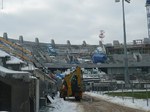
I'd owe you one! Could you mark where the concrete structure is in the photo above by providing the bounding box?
[2,33,150,84]
[19,35,24,43]
[0,49,56,112]
[3,32,8,40]
[35,38,39,44]
[51,39,55,47]
[0,66,31,112]
[6,36,150,82]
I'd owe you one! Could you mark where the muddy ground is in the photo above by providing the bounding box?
[77,93,149,112]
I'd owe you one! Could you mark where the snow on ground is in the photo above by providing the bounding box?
[47,94,79,112]
[47,91,150,112]
[86,91,150,111]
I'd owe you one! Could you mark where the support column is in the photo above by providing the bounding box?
[36,79,39,112]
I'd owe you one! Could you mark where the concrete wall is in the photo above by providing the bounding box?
[0,76,30,112]
[6,64,21,71]
[0,81,11,111]
[11,82,29,112]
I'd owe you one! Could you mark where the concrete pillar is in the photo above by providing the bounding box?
[35,38,39,44]
[36,79,39,112]
[82,41,86,46]
[51,39,55,47]
[99,41,103,47]
[3,32,8,40]
[19,35,24,43]
[67,40,71,48]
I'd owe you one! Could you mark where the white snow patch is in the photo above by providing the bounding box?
[6,56,25,64]
[0,49,10,57]
[0,65,29,74]
[21,64,37,71]
[48,95,79,112]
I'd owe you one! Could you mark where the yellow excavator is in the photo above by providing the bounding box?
[59,66,83,101]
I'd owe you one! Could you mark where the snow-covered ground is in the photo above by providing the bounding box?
[47,92,150,112]
[46,94,79,112]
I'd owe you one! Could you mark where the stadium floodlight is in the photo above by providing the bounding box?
[125,0,130,3]
[115,0,120,2]
[1,0,3,9]
[115,0,130,3]
[115,0,130,87]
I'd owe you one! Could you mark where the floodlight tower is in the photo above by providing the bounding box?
[146,0,150,38]
[1,0,3,9]
[115,0,130,87]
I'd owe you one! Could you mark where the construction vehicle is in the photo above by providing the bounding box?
[59,66,83,101]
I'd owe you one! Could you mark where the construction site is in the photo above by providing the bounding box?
[0,30,150,111]
[1,0,150,112]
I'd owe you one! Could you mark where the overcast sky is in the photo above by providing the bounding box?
[0,0,148,45]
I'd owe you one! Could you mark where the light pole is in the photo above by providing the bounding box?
[1,0,3,9]
[115,0,130,87]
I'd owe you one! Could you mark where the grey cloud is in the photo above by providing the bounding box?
[0,0,148,45]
